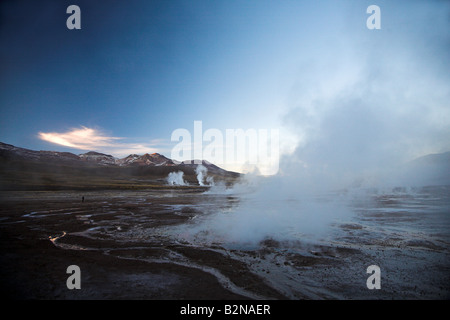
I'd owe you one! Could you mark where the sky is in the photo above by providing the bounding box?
[0,0,449,174]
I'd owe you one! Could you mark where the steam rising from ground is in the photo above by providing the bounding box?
[196,165,214,186]
[167,171,186,186]
[178,173,354,246]
[167,165,216,186]
[171,4,449,246]
[172,14,450,246]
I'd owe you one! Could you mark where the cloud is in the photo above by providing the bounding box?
[38,126,160,157]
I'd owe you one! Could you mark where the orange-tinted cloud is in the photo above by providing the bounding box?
[38,126,159,156]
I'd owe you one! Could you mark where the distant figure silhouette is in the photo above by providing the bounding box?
[82,196,85,203]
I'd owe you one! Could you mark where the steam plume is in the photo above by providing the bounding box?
[167,171,186,186]
[195,164,214,186]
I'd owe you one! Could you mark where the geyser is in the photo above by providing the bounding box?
[167,171,186,186]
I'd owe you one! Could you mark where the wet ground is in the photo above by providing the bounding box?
[0,186,449,299]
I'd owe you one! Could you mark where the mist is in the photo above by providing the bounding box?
[195,164,215,186]
[174,2,450,246]
[195,165,206,186]
[167,171,186,186]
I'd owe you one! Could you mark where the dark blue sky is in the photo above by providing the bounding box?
[2,1,233,140]
[1,0,449,173]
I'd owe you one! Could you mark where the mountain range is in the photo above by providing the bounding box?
[0,141,230,172]
[0,142,239,190]
[1,142,448,190]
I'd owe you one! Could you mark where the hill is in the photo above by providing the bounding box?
[0,142,240,190]
[399,151,450,187]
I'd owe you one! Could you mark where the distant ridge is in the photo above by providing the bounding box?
[408,151,450,166]
[0,141,240,190]
[401,151,450,186]
[0,141,234,173]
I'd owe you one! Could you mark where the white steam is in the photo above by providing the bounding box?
[179,172,353,246]
[171,2,449,246]
[167,171,186,186]
[196,164,214,186]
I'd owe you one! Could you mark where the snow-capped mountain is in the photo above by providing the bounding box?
[0,142,81,163]
[116,153,176,167]
[0,141,231,173]
[0,142,241,190]
[79,151,116,165]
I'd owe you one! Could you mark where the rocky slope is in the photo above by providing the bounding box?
[0,142,240,190]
